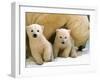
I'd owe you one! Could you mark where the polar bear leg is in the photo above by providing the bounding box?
[43,46,53,62]
[53,46,59,58]
[61,47,71,58]
[70,46,77,58]
[31,50,43,65]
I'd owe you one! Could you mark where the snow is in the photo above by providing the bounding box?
[26,49,90,67]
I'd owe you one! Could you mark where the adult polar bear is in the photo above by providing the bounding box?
[26,13,89,57]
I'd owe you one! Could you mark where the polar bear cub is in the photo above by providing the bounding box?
[26,24,53,65]
[53,28,77,58]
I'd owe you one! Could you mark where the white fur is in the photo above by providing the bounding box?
[26,24,53,65]
[53,28,77,58]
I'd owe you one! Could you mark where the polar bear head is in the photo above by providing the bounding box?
[55,28,71,45]
[26,24,44,39]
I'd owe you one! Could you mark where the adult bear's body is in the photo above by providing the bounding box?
[26,13,89,58]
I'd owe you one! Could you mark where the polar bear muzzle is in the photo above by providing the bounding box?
[33,34,37,38]
[61,41,65,44]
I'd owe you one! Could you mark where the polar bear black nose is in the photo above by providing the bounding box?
[62,42,65,44]
[33,34,37,38]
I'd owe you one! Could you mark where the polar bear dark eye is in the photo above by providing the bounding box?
[31,30,33,32]
[60,36,62,38]
[65,36,67,39]
[37,30,39,32]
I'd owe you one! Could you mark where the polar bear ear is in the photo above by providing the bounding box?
[68,30,71,34]
[41,25,44,31]
[26,25,31,30]
[56,29,60,33]
[26,26,29,30]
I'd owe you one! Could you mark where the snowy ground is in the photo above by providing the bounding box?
[26,41,90,67]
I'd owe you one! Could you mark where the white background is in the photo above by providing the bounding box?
[0,0,100,80]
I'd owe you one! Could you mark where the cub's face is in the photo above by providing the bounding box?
[26,24,44,38]
[56,29,71,45]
